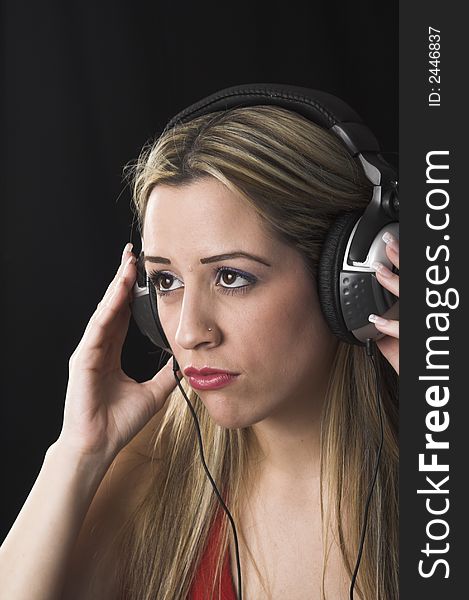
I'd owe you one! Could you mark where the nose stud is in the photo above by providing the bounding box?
[208,327,212,331]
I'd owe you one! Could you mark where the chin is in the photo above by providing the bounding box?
[193,386,265,429]
[206,410,243,430]
[200,402,251,430]
[212,408,269,431]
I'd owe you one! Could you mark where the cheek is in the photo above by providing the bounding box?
[241,285,336,381]
[252,283,319,344]
[238,292,306,369]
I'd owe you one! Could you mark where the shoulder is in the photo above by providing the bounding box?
[62,409,170,599]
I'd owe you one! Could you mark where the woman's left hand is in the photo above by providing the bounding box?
[368,232,399,375]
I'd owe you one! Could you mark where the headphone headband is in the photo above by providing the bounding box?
[164,83,380,156]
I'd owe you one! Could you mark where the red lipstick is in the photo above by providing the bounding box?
[183,367,239,390]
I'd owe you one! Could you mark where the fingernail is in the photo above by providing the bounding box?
[121,254,136,277]
[372,261,392,278]
[369,313,388,326]
[382,231,399,252]
[122,242,133,260]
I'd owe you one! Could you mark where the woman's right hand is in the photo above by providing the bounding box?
[57,243,180,463]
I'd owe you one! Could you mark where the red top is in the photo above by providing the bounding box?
[188,509,237,600]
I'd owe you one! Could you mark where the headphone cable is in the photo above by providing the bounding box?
[172,356,243,600]
[349,338,384,600]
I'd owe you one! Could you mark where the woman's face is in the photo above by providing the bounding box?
[143,177,338,429]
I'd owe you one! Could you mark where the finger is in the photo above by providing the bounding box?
[95,255,136,327]
[81,255,137,351]
[86,245,135,327]
[141,356,180,413]
[382,231,399,269]
[368,314,399,339]
[99,244,135,308]
[372,262,399,298]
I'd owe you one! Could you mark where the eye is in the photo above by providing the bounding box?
[149,271,183,295]
[215,267,257,295]
[147,267,257,297]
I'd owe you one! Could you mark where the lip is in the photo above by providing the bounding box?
[186,373,239,390]
[183,366,240,391]
[183,366,238,376]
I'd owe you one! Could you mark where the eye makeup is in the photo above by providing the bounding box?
[147,266,258,297]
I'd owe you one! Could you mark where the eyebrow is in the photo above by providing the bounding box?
[144,251,272,267]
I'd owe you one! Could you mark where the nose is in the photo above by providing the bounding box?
[173,289,219,350]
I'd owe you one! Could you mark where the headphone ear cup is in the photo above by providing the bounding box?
[148,283,172,352]
[318,210,365,346]
[130,251,172,353]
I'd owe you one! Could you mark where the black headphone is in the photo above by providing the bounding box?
[130,83,399,352]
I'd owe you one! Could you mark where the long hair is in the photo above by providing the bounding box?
[111,106,398,599]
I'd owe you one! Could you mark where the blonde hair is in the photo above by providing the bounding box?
[113,106,398,599]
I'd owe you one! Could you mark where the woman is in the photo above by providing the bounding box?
[0,102,399,599]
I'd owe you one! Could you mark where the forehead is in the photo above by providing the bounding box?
[143,178,275,253]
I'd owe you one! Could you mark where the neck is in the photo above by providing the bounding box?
[247,387,326,489]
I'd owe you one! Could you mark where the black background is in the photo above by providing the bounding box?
[2,0,398,572]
